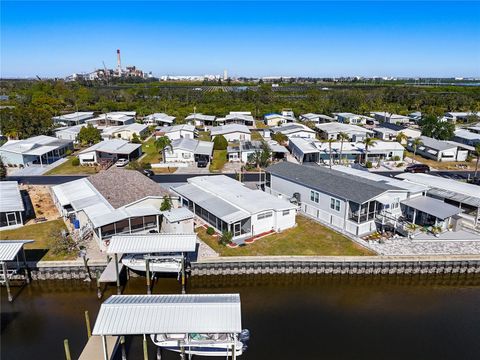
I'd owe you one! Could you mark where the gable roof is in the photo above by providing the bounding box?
[171,138,213,156]
[78,139,141,155]
[266,162,399,204]
[211,124,251,136]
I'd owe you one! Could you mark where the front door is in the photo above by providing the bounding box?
[6,212,17,226]
[233,222,241,237]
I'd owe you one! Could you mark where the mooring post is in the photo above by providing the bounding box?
[156,347,162,360]
[22,247,30,284]
[64,339,72,360]
[114,253,121,295]
[179,342,185,360]
[146,259,151,295]
[181,252,186,294]
[232,341,236,360]
[121,335,127,360]
[81,250,91,280]
[2,262,12,302]
[84,310,92,339]
[143,334,149,360]
[102,335,109,360]
[96,271,102,299]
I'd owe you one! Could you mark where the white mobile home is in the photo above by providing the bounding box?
[406,136,468,162]
[371,112,410,125]
[270,123,316,140]
[333,113,374,125]
[144,113,176,126]
[155,124,195,140]
[86,112,136,128]
[185,113,216,127]
[0,181,25,229]
[172,175,297,240]
[315,123,373,141]
[78,139,142,165]
[165,138,213,165]
[210,124,251,142]
[52,112,94,126]
[55,124,85,142]
[101,123,149,141]
[299,113,334,124]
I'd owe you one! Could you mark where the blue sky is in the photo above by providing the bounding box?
[1,1,479,78]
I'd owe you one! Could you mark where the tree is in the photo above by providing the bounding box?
[326,138,335,169]
[411,137,423,157]
[0,158,7,180]
[160,196,172,211]
[474,143,480,179]
[247,141,272,168]
[220,230,233,245]
[338,132,349,165]
[131,132,141,144]
[271,132,288,145]
[395,132,408,144]
[362,137,377,165]
[77,124,102,145]
[155,136,172,163]
[420,115,455,140]
[213,135,228,150]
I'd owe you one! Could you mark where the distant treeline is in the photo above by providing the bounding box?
[0,79,479,139]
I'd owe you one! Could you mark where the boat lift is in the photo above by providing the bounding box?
[105,233,198,295]
[90,294,244,360]
[0,240,33,302]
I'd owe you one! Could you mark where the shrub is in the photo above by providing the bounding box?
[392,155,401,161]
[365,161,373,168]
[219,231,233,245]
[65,149,72,156]
[396,162,404,168]
[206,227,215,235]
[160,196,172,211]
[213,135,228,150]
[71,157,80,166]
[141,162,152,169]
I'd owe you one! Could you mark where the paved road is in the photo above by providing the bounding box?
[6,170,478,185]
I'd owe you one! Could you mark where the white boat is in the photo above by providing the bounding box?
[150,330,250,357]
[121,253,183,273]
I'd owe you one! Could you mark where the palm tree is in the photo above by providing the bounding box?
[362,137,377,165]
[395,132,408,144]
[326,138,336,169]
[155,136,172,163]
[411,137,423,157]
[474,143,480,179]
[338,132,349,165]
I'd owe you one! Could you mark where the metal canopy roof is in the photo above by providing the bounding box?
[0,240,33,262]
[107,233,197,254]
[0,181,25,213]
[161,207,194,223]
[92,294,242,335]
[401,196,462,219]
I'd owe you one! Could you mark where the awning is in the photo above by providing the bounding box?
[92,294,242,335]
[0,240,34,262]
[107,233,197,254]
[401,196,462,219]
[374,195,395,205]
[428,188,480,208]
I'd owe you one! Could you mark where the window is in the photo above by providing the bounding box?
[310,190,319,203]
[265,172,271,188]
[330,198,340,212]
[257,211,273,220]
[282,210,290,216]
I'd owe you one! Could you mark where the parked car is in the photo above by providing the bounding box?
[197,158,208,168]
[142,169,154,177]
[115,158,129,167]
[404,164,430,173]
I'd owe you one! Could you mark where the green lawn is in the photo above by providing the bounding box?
[141,138,162,164]
[255,120,268,129]
[45,156,98,175]
[251,131,264,141]
[209,150,227,172]
[198,131,211,141]
[0,219,76,261]
[197,215,375,256]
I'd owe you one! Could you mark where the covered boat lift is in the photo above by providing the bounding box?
[0,240,33,302]
[106,233,198,294]
[91,294,243,360]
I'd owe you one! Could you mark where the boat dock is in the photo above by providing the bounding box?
[99,257,124,283]
[78,335,119,360]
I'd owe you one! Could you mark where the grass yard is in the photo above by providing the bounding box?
[0,219,76,261]
[197,215,375,256]
[255,120,268,129]
[405,151,476,170]
[141,138,162,164]
[198,131,211,141]
[209,150,227,172]
[45,156,98,175]
[153,167,178,174]
[251,131,264,141]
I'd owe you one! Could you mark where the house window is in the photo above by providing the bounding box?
[265,173,271,188]
[310,190,319,203]
[257,211,273,220]
[282,210,290,216]
[330,198,340,212]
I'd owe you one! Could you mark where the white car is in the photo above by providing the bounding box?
[115,158,129,167]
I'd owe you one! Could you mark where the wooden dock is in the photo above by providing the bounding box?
[78,335,119,360]
[99,258,124,283]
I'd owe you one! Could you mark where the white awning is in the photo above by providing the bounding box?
[0,240,34,262]
[401,196,463,219]
[107,233,197,254]
[92,294,242,335]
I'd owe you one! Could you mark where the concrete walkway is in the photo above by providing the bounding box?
[9,158,68,176]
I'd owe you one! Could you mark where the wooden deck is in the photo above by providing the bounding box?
[78,335,119,360]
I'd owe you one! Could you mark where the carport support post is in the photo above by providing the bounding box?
[2,262,12,302]
[146,259,151,295]
[102,335,109,360]
[143,334,149,360]
[232,341,236,360]
[181,252,186,294]
[114,253,121,295]
[22,247,30,284]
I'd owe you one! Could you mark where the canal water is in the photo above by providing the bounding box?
[2,274,480,360]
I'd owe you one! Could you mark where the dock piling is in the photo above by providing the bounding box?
[114,253,121,295]
[143,334,149,360]
[96,271,102,299]
[64,339,72,360]
[156,347,162,360]
[121,335,127,360]
[85,310,92,339]
[146,259,151,295]
[181,253,186,294]
[2,262,12,302]
[22,248,30,284]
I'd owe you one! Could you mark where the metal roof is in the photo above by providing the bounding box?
[107,233,197,254]
[185,113,216,122]
[52,112,94,122]
[401,196,462,219]
[92,294,242,335]
[211,124,251,136]
[408,136,456,152]
[271,123,315,135]
[146,113,176,123]
[171,138,213,156]
[315,123,374,134]
[0,136,72,156]
[157,124,195,134]
[79,139,141,155]
[161,207,194,223]
[0,181,25,212]
[90,206,161,228]
[267,162,398,204]
[0,240,33,262]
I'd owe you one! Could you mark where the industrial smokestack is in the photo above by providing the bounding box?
[116,49,122,74]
